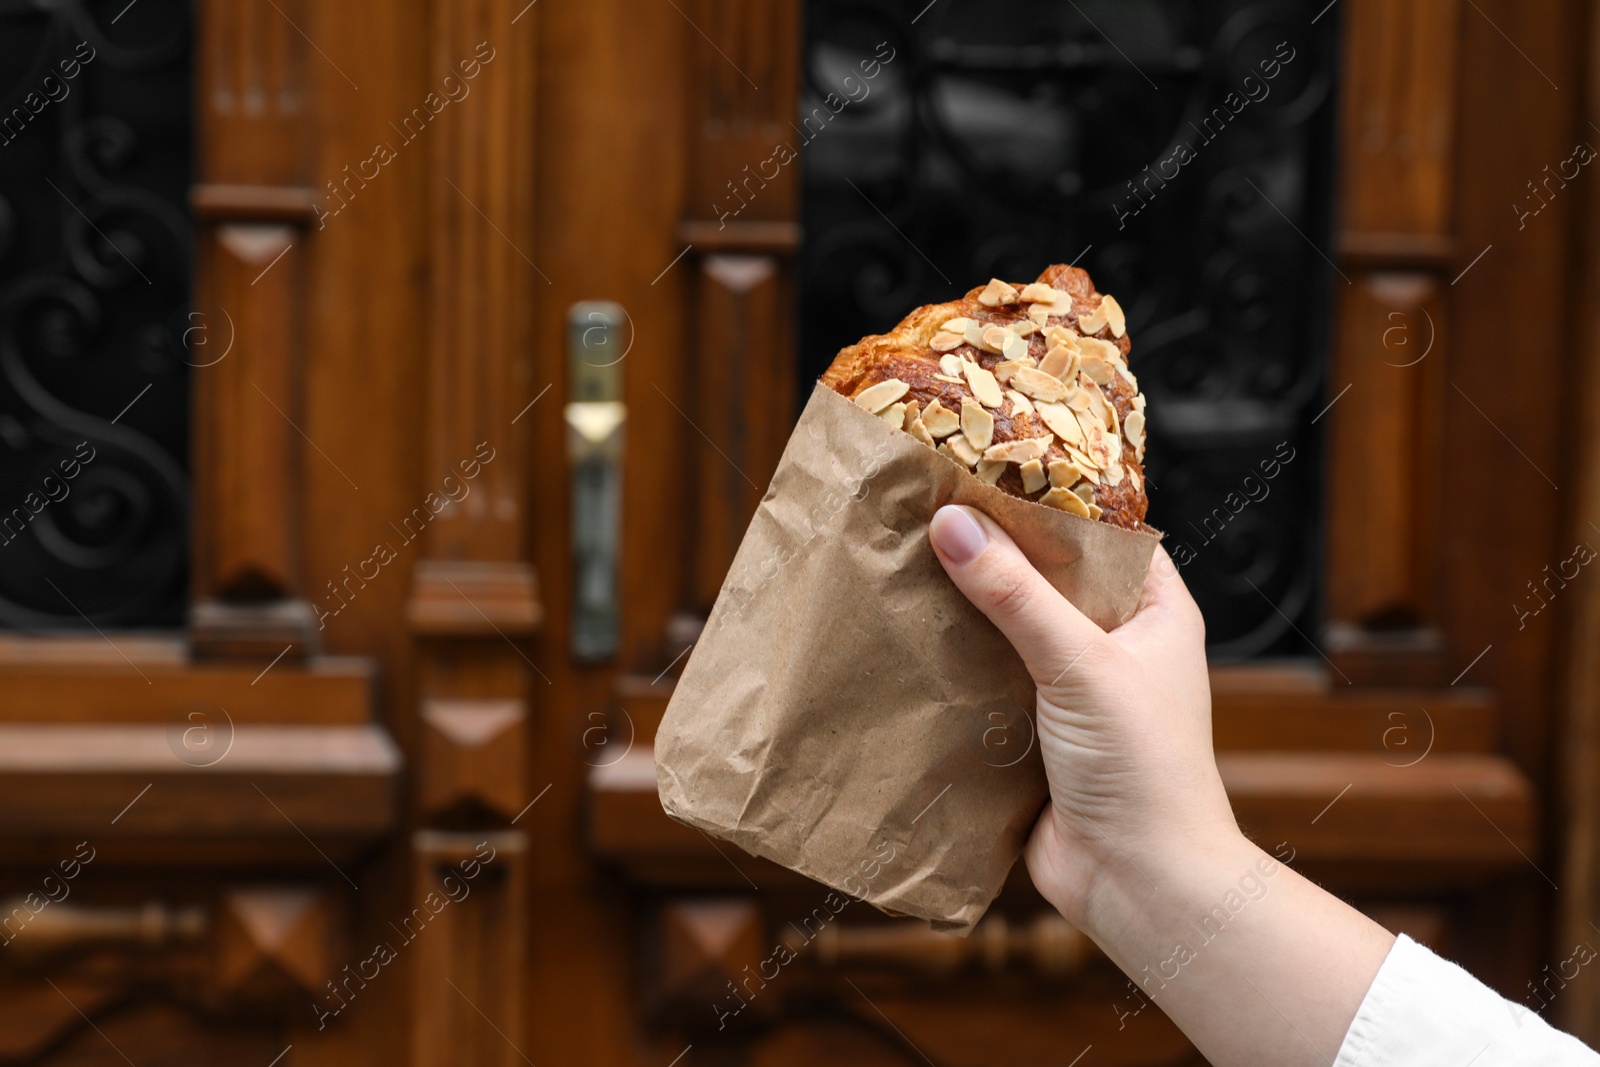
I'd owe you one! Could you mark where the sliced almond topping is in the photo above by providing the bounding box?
[1026,304,1051,328]
[943,434,981,468]
[1128,467,1142,492]
[1020,459,1048,494]
[1078,335,1121,363]
[907,415,935,447]
[1011,366,1070,403]
[1043,324,1077,349]
[1076,338,1121,386]
[1012,320,1039,338]
[983,437,1050,465]
[921,399,960,439]
[1083,421,1114,470]
[1087,503,1105,521]
[877,402,907,427]
[994,357,1035,384]
[1080,378,1113,429]
[977,278,1019,307]
[1044,289,1077,318]
[854,378,909,413]
[933,373,964,385]
[1065,439,1099,468]
[974,459,1006,485]
[1040,486,1091,518]
[1039,342,1078,381]
[1116,361,1139,390]
[1067,444,1102,483]
[1002,331,1031,362]
[939,353,966,376]
[1048,458,1087,488]
[963,359,1005,408]
[960,397,995,452]
[903,400,921,430]
[964,322,991,352]
[1072,483,1095,505]
[1103,460,1125,486]
[1102,294,1126,338]
[930,332,964,353]
[1035,400,1084,448]
[981,324,1014,353]
[1132,392,1147,414]
[1019,282,1057,303]
[1078,352,1117,386]
[941,317,975,334]
[1078,296,1110,335]
[1006,389,1035,417]
[1124,409,1146,461]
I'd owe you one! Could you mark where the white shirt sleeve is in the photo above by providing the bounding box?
[1335,934,1600,1065]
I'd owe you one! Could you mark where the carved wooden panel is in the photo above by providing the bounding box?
[191,0,321,655]
[655,898,765,1022]
[419,698,528,819]
[194,223,302,602]
[1325,273,1446,632]
[409,832,529,1067]
[1336,0,1462,247]
[688,254,795,609]
[422,1,536,564]
[213,886,340,1005]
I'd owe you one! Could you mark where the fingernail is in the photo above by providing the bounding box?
[931,506,987,564]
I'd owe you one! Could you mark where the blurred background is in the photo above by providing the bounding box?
[1,0,1598,1063]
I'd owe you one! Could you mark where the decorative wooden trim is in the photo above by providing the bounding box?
[191,0,322,656]
[1558,1,1600,1041]
[406,561,541,636]
[409,831,529,1067]
[213,886,342,1006]
[404,2,539,1060]
[192,184,321,221]
[0,656,373,724]
[676,219,802,252]
[418,699,528,819]
[0,724,399,842]
[591,748,1536,885]
[417,1,537,565]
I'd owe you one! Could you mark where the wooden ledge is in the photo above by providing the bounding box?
[591,749,1536,888]
[0,722,400,848]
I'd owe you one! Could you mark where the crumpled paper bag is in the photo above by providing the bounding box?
[656,383,1159,933]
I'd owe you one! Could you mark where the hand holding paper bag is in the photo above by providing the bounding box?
[656,266,1158,932]
[927,509,1232,930]
[654,384,1158,932]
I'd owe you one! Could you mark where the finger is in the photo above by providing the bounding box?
[928,505,1111,688]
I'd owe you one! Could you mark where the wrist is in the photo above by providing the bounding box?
[1069,825,1261,950]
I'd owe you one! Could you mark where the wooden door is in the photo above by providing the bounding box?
[0,0,1592,1064]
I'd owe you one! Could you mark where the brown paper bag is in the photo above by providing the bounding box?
[655,383,1159,933]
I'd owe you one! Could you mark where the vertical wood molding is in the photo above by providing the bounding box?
[191,0,320,656]
[406,1,539,1061]
[1559,2,1600,1040]
[1336,0,1462,247]
[1324,0,1463,683]
[421,0,537,565]
[675,0,802,618]
[409,832,529,1067]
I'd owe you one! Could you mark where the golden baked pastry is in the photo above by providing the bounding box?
[821,264,1149,529]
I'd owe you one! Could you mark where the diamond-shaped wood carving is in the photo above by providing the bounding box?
[419,699,527,819]
[214,887,338,1005]
[657,898,765,1019]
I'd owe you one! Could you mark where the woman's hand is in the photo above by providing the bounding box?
[928,504,1393,1067]
[928,504,1237,927]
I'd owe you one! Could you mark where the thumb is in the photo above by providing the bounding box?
[928,505,1111,689]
